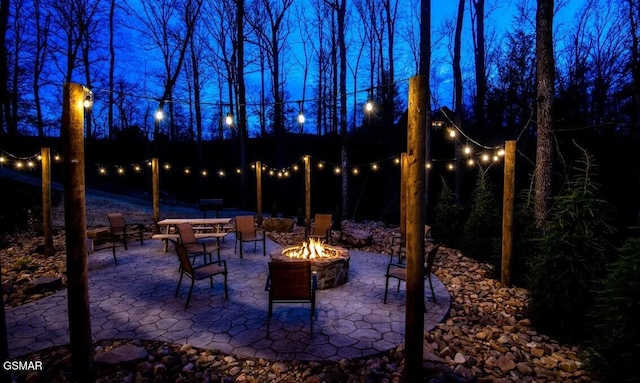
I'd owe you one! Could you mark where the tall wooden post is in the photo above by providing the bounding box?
[256,161,263,226]
[501,140,516,286]
[152,158,160,233]
[62,82,93,381]
[405,76,427,381]
[400,152,407,239]
[305,156,311,237]
[41,147,54,257]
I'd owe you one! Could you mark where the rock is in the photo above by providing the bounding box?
[262,218,295,232]
[95,344,148,365]
[339,229,373,247]
[271,362,289,374]
[497,355,516,373]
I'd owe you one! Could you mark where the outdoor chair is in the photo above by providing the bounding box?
[306,213,333,244]
[390,224,433,264]
[265,260,317,337]
[383,243,441,308]
[234,215,266,258]
[106,213,144,262]
[175,222,221,265]
[171,240,228,309]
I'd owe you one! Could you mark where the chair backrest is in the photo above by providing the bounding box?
[268,261,312,300]
[236,215,256,235]
[312,214,332,235]
[176,222,197,244]
[424,244,441,276]
[171,240,194,274]
[107,213,126,234]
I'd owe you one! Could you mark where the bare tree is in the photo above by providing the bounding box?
[470,0,486,132]
[534,0,555,227]
[323,0,349,217]
[201,0,237,139]
[246,0,294,166]
[108,0,116,138]
[128,0,203,141]
[452,0,465,204]
[0,0,10,135]
[32,0,51,137]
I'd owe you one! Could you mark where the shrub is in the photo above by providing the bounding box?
[527,148,615,342]
[461,172,501,268]
[585,237,640,383]
[432,177,465,247]
[512,179,540,287]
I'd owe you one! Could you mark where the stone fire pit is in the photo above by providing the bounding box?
[269,240,350,290]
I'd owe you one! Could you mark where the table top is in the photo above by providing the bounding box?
[157,218,231,225]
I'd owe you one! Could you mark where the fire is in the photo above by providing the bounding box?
[284,238,332,259]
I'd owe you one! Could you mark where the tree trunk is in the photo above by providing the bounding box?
[108,0,115,139]
[337,0,349,218]
[534,0,555,227]
[473,0,486,133]
[453,0,464,204]
[237,0,249,210]
[0,0,11,135]
[419,0,431,220]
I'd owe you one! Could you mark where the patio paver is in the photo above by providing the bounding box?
[6,235,450,361]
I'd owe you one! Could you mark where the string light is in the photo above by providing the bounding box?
[334,166,341,174]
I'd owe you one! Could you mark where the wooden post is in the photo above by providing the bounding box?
[405,76,427,382]
[61,82,93,382]
[501,140,516,286]
[305,156,311,237]
[41,147,54,257]
[152,158,160,234]
[400,152,407,240]
[256,161,263,227]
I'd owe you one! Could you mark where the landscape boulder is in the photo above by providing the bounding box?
[94,344,148,365]
[262,217,295,233]
[339,229,373,248]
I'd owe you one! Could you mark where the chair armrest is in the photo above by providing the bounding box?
[386,262,406,274]
[312,272,318,291]
[391,235,402,246]
[203,258,227,271]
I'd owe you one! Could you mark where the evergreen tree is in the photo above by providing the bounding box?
[528,146,615,342]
